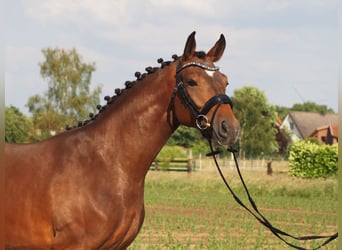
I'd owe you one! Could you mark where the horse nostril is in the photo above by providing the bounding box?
[221,121,228,133]
[214,119,240,146]
[218,121,229,138]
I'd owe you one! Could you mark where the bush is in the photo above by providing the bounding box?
[289,140,338,178]
[157,146,188,160]
[155,146,188,170]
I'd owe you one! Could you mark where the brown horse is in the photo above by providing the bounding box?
[5,32,239,249]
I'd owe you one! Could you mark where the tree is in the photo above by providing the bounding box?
[291,102,334,113]
[167,126,200,148]
[275,105,290,120]
[275,102,334,122]
[166,126,210,155]
[27,48,102,140]
[5,106,34,143]
[232,86,278,158]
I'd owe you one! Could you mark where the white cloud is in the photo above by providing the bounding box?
[23,0,337,28]
[25,0,152,28]
[5,0,338,113]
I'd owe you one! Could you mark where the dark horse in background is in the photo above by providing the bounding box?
[5,32,240,249]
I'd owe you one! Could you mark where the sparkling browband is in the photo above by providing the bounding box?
[176,61,220,74]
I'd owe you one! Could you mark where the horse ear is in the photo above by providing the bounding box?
[207,34,226,62]
[182,31,196,61]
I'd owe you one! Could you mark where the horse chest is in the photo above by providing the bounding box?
[51,177,145,249]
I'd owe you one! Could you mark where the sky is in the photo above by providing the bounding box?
[4,0,338,114]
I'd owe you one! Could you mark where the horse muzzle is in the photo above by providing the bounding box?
[213,117,240,146]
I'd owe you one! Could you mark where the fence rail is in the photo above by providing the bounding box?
[150,157,194,172]
[150,153,278,174]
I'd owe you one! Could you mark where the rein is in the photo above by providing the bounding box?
[205,142,338,249]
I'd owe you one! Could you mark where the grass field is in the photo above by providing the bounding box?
[128,159,337,249]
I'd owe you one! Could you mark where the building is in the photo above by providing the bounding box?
[309,124,338,145]
[275,117,289,154]
[280,111,338,144]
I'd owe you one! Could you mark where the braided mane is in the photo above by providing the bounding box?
[65,54,181,131]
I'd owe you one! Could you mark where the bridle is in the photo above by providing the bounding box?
[170,60,338,249]
[171,60,233,135]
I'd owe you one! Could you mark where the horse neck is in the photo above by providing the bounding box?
[86,63,178,178]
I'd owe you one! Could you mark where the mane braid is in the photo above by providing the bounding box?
[65,54,179,131]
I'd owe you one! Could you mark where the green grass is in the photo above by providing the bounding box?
[128,161,337,249]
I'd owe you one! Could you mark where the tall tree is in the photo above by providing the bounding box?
[27,48,102,140]
[5,106,34,143]
[232,86,278,158]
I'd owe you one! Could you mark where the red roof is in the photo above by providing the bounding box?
[275,117,282,128]
[330,124,338,137]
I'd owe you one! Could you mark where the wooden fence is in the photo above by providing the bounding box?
[150,157,194,172]
[150,153,277,174]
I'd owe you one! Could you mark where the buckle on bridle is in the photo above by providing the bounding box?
[196,114,211,130]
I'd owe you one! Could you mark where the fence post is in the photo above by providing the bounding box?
[267,160,273,175]
[199,153,202,171]
[187,150,193,172]
[229,153,233,168]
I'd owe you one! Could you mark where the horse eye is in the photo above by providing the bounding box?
[226,82,229,87]
[187,79,198,87]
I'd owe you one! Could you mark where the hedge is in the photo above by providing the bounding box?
[289,140,338,179]
[154,146,189,170]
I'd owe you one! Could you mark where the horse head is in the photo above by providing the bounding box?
[172,31,240,146]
